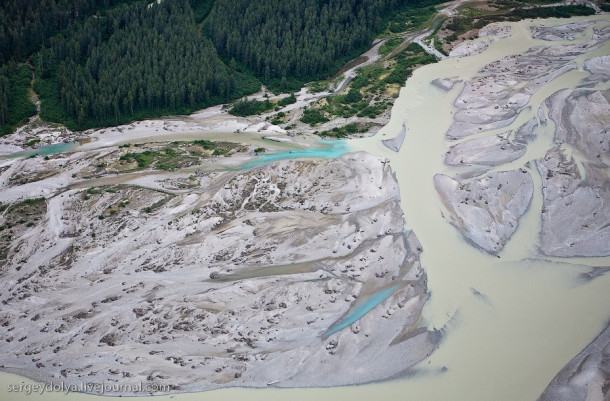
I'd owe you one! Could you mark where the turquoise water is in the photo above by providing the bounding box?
[324,284,400,337]
[1,142,76,159]
[239,139,350,170]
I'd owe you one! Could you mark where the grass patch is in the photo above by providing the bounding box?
[379,38,404,57]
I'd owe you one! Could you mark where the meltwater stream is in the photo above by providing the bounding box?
[238,139,351,170]
[324,284,400,337]
[2,15,610,401]
[0,142,76,159]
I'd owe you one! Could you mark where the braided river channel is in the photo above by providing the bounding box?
[2,15,610,401]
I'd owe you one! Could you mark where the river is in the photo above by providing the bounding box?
[2,15,610,401]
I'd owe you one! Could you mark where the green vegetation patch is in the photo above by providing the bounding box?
[379,38,404,57]
[269,111,286,125]
[277,94,297,107]
[429,35,449,57]
[308,80,331,94]
[118,141,241,171]
[303,43,437,125]
[384,0,447,34]
[317,123,370,138]
[6,198,46,215]
[229,99,274,116]
[383,43,437,85]
[300,109,330,126]
[0,64,37,136]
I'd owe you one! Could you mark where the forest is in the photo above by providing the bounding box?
[0,0,595,134]
[0,0,448,132]
[0,0,449,132]
[207,0,412,89]
[34,0,256,128]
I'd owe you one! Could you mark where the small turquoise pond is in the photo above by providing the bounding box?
[1,142,76,159]
[240,139,350,170]
[324,284,399,337]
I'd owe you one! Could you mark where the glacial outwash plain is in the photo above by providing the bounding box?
[1,6,610,401]
[436,20,610,257]
[0,146,435,392]
[428,17,610,400]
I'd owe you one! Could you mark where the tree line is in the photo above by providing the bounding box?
[207,0,411,88]
[35,0,258,128]
[0,64,36,136]
[1,0,436,133]
[0,0,138,65]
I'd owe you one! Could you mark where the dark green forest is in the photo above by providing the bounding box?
[0,0,140,65]
[0,0,447,133]
[207,0,410,88]
[0,64,37,136]
[1,0,450,133]
[0,0,596,134]
[0,0,141,133]
[36,0,255,128]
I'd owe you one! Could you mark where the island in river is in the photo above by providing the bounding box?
[429,16,610,400]
[435,19,610,258]
[0,143,436,393]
